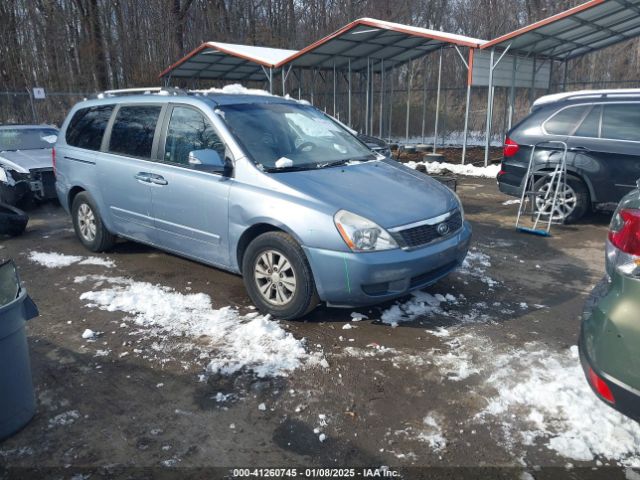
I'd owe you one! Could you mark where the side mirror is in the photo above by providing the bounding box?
[188,149,226,174]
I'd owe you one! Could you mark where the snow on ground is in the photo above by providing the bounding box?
[29,251,114,269]
[457,249,498,287]
[479,344,640,467]
[28,252,83,268]
[406,160,501,178]
[74,275,322,378]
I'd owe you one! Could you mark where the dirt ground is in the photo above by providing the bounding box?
[0,176,635,479]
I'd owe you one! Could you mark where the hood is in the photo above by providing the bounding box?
[0,149,53,173]
[270,160,459,228]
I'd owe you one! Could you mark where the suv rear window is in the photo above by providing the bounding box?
[66,105,114,150]
[544,105,589,136]
[109,105,162,158]
[602,104,640,142]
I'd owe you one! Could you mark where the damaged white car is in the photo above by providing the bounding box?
[0,125,58,206]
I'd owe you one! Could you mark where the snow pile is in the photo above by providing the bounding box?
[457,249,498,287]
[48,410,80,428]
[29,252,83,268]
[417,414,447,452]
[195,84,273,97]
[381,291,452,327]
[480,344,640,466]
[29,251,114,269]
[430,336,480,382]
[406,160,501,178]
[75,275,314,378]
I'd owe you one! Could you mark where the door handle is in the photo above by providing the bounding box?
[134,172,151,183]
[148,174,168,186]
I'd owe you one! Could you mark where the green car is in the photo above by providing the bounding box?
[580,181,640,420]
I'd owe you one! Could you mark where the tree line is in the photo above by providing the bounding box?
[1,0,639,93]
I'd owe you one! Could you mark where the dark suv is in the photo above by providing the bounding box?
[497,90,640,222]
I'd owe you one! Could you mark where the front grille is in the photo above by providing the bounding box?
[391,210,463,249]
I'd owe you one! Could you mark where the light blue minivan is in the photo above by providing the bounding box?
[55,88,471,319]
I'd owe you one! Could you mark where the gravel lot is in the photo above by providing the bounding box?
[1,175,638,479]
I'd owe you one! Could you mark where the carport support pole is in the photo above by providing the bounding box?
[405,61,412,142]
[380,59,384,138]
[333,62,337,117]
[388,65,394,141]
[421,56,427,144]
[509,56,517,130]
[348,59,352,127]
[562,60,569,92]
[365,57,370,135]
[269,68,273,94]
[433,47,443,154]
[462,48,475,165]
[484,49,495,167]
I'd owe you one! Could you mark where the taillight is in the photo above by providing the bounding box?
[609,209,640,256]
[588,367,615,404]
[503,137,520,158]
[52,147,56,177]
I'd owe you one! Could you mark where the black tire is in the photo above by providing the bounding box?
[533,175,590,224]
[0,203,28,237]
[242,231,319,320]
[71,192,115,252]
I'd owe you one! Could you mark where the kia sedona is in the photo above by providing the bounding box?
[55,88,471,319]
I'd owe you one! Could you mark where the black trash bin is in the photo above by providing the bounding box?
[0,260,39,441]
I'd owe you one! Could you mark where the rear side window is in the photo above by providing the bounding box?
[65,105,114,150]
[574,105,601,138]
[602,104,640,142]
[109,105,162,158]
[544,105,589,136]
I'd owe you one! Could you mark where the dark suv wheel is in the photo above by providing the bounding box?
[533,175,589,224]
[242,232,319,320]
[71,192,116,252]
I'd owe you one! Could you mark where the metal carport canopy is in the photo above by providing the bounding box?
[277,17,486,71]
[159,42,298,81]
[481,0,640,60]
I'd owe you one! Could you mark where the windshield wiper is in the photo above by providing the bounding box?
[263,165,317,173]
[317,156,377,169]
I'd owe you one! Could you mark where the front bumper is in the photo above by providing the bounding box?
[304,221,472,307]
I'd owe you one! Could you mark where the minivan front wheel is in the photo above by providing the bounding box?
[533,175,589,224]
[242,232,319,320]
[71,192,115,252]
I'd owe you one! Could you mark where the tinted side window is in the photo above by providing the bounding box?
[602,104,640,142]
[574,105,601,138]
[109,105,162,158]
[65,105,114,150]
[544,106,589,136]
[163,106,225,165]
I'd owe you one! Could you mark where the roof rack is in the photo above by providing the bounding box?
[91,86,189,99]
[533,88,640,109]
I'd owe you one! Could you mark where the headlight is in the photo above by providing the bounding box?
[334,210,398,252]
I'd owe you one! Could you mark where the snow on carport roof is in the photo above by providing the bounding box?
[159,42,298,81]
[276,18,486,72]
[481,0,640,60]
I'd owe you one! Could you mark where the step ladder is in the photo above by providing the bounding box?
[515,141,569,237]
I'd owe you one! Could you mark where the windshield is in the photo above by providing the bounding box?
[0,128,58,151]
[218,103,375,171]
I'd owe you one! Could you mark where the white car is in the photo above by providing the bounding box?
[0,125,58,206]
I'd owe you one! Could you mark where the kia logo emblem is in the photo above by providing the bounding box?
[437,223,450,236]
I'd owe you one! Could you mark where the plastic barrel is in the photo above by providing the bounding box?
[0,285,39,440]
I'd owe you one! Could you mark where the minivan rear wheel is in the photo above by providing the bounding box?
[242,232,319,320]
[71,192,115,252]
[533,175,589,224]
